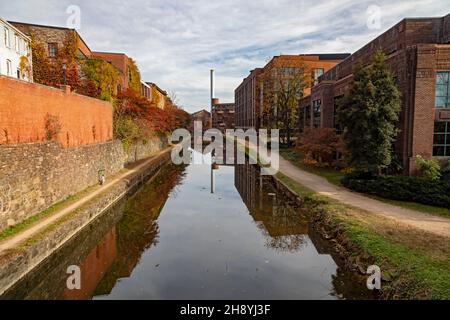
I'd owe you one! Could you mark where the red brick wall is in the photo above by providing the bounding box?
[0,76,113,147]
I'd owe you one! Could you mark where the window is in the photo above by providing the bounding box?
[6,60,12,76]
[15,34,19,53]
[48,43,58,58]
[435,72,450,109]
[4,27,10,48]
[313,68,324,85]
[17,69,21,79]
[312,99,321,128]
[433,121,450,156]
[305,105,311,128]
[334,96,344,134]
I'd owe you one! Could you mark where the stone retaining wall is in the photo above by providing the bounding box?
[0,150,171,296]
[0,137,169,231]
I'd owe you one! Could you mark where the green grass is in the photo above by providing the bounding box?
[279,148,450,218]
[341,217,450,299]
[276,173,450,299]
[0,184,99,242]
[279,148,344,186]
[367,195,450,219]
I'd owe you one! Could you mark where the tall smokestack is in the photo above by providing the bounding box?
[210,69,215,112]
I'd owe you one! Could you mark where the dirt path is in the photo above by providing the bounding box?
[279,157,450,238]
[0,148,172,253]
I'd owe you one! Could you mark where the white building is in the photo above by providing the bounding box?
[0,18,33,82]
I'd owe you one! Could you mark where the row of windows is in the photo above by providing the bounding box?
[433,121,450,156]
[2,26,30,56]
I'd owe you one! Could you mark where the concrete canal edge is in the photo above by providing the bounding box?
[0,149,173,296]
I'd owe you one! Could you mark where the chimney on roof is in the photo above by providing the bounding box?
[212,98,220,105]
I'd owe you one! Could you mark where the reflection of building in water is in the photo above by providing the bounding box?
[62,229,117,300]
[234,164,308,252]
[0,164,186,300]
[93,164,186,296]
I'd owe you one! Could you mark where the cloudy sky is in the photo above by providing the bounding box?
[2,0,448,112]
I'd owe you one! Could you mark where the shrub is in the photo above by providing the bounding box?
[415,155,441,181]
[296,127,343,166]
[441,160,450,181]
[341,174,450,208]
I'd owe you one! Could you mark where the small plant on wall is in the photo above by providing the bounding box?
[44,113,62,141]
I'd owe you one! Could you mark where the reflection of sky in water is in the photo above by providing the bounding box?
[95,151,339,300]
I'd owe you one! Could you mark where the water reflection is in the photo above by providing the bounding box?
[2,153,371,300]
[235,164,307,253]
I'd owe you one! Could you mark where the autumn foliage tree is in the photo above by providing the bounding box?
[114,89,190,144]
[296,127,343,166]
[261,63,306,146]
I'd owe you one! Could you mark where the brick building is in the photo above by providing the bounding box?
[91,51,137,94]
[235,54,349,130]
[190,109,211,133]
[299,14,450,174]
[211,98,235,132]
[10,21,92,60]
[146,82,169,109]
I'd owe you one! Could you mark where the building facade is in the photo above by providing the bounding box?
[0,18,33,82]
[91,52,137,94]
[10,21,92,60]
[146,82,168,109]
[190,109,211,133]
[211,98,235,132]
[235,54,349,131]
[299,14,450,174]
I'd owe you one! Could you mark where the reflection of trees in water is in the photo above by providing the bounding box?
[235,164,308,253]
[94,164,187,295]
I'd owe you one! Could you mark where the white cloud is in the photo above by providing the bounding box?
[1,0,449,112]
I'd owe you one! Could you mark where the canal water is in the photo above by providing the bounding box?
[2,152,369,300]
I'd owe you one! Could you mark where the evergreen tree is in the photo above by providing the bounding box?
[337,50,401,175]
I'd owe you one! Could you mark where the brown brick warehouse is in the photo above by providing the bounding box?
[234,54,350,131]
[211,98,235,133]
[299,14,450,174]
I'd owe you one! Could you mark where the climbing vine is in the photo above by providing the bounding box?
[127,59,141,95]
[81,58,119,101]
[30,32,80,88]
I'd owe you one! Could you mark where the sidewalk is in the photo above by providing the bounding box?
[278,156,450,238]
[0,147,172,253]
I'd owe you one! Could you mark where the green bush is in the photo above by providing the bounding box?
[415,155,441,181]
[341,174,450,208]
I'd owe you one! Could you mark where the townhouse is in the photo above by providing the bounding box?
[0,18,33,82]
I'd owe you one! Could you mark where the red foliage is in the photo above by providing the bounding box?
[296,127,343,165]
[115,89,190,136]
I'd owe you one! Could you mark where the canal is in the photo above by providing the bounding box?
[2,152,369,300]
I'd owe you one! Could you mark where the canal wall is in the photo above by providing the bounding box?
[0,136,169,232]
[0,149,172,296]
